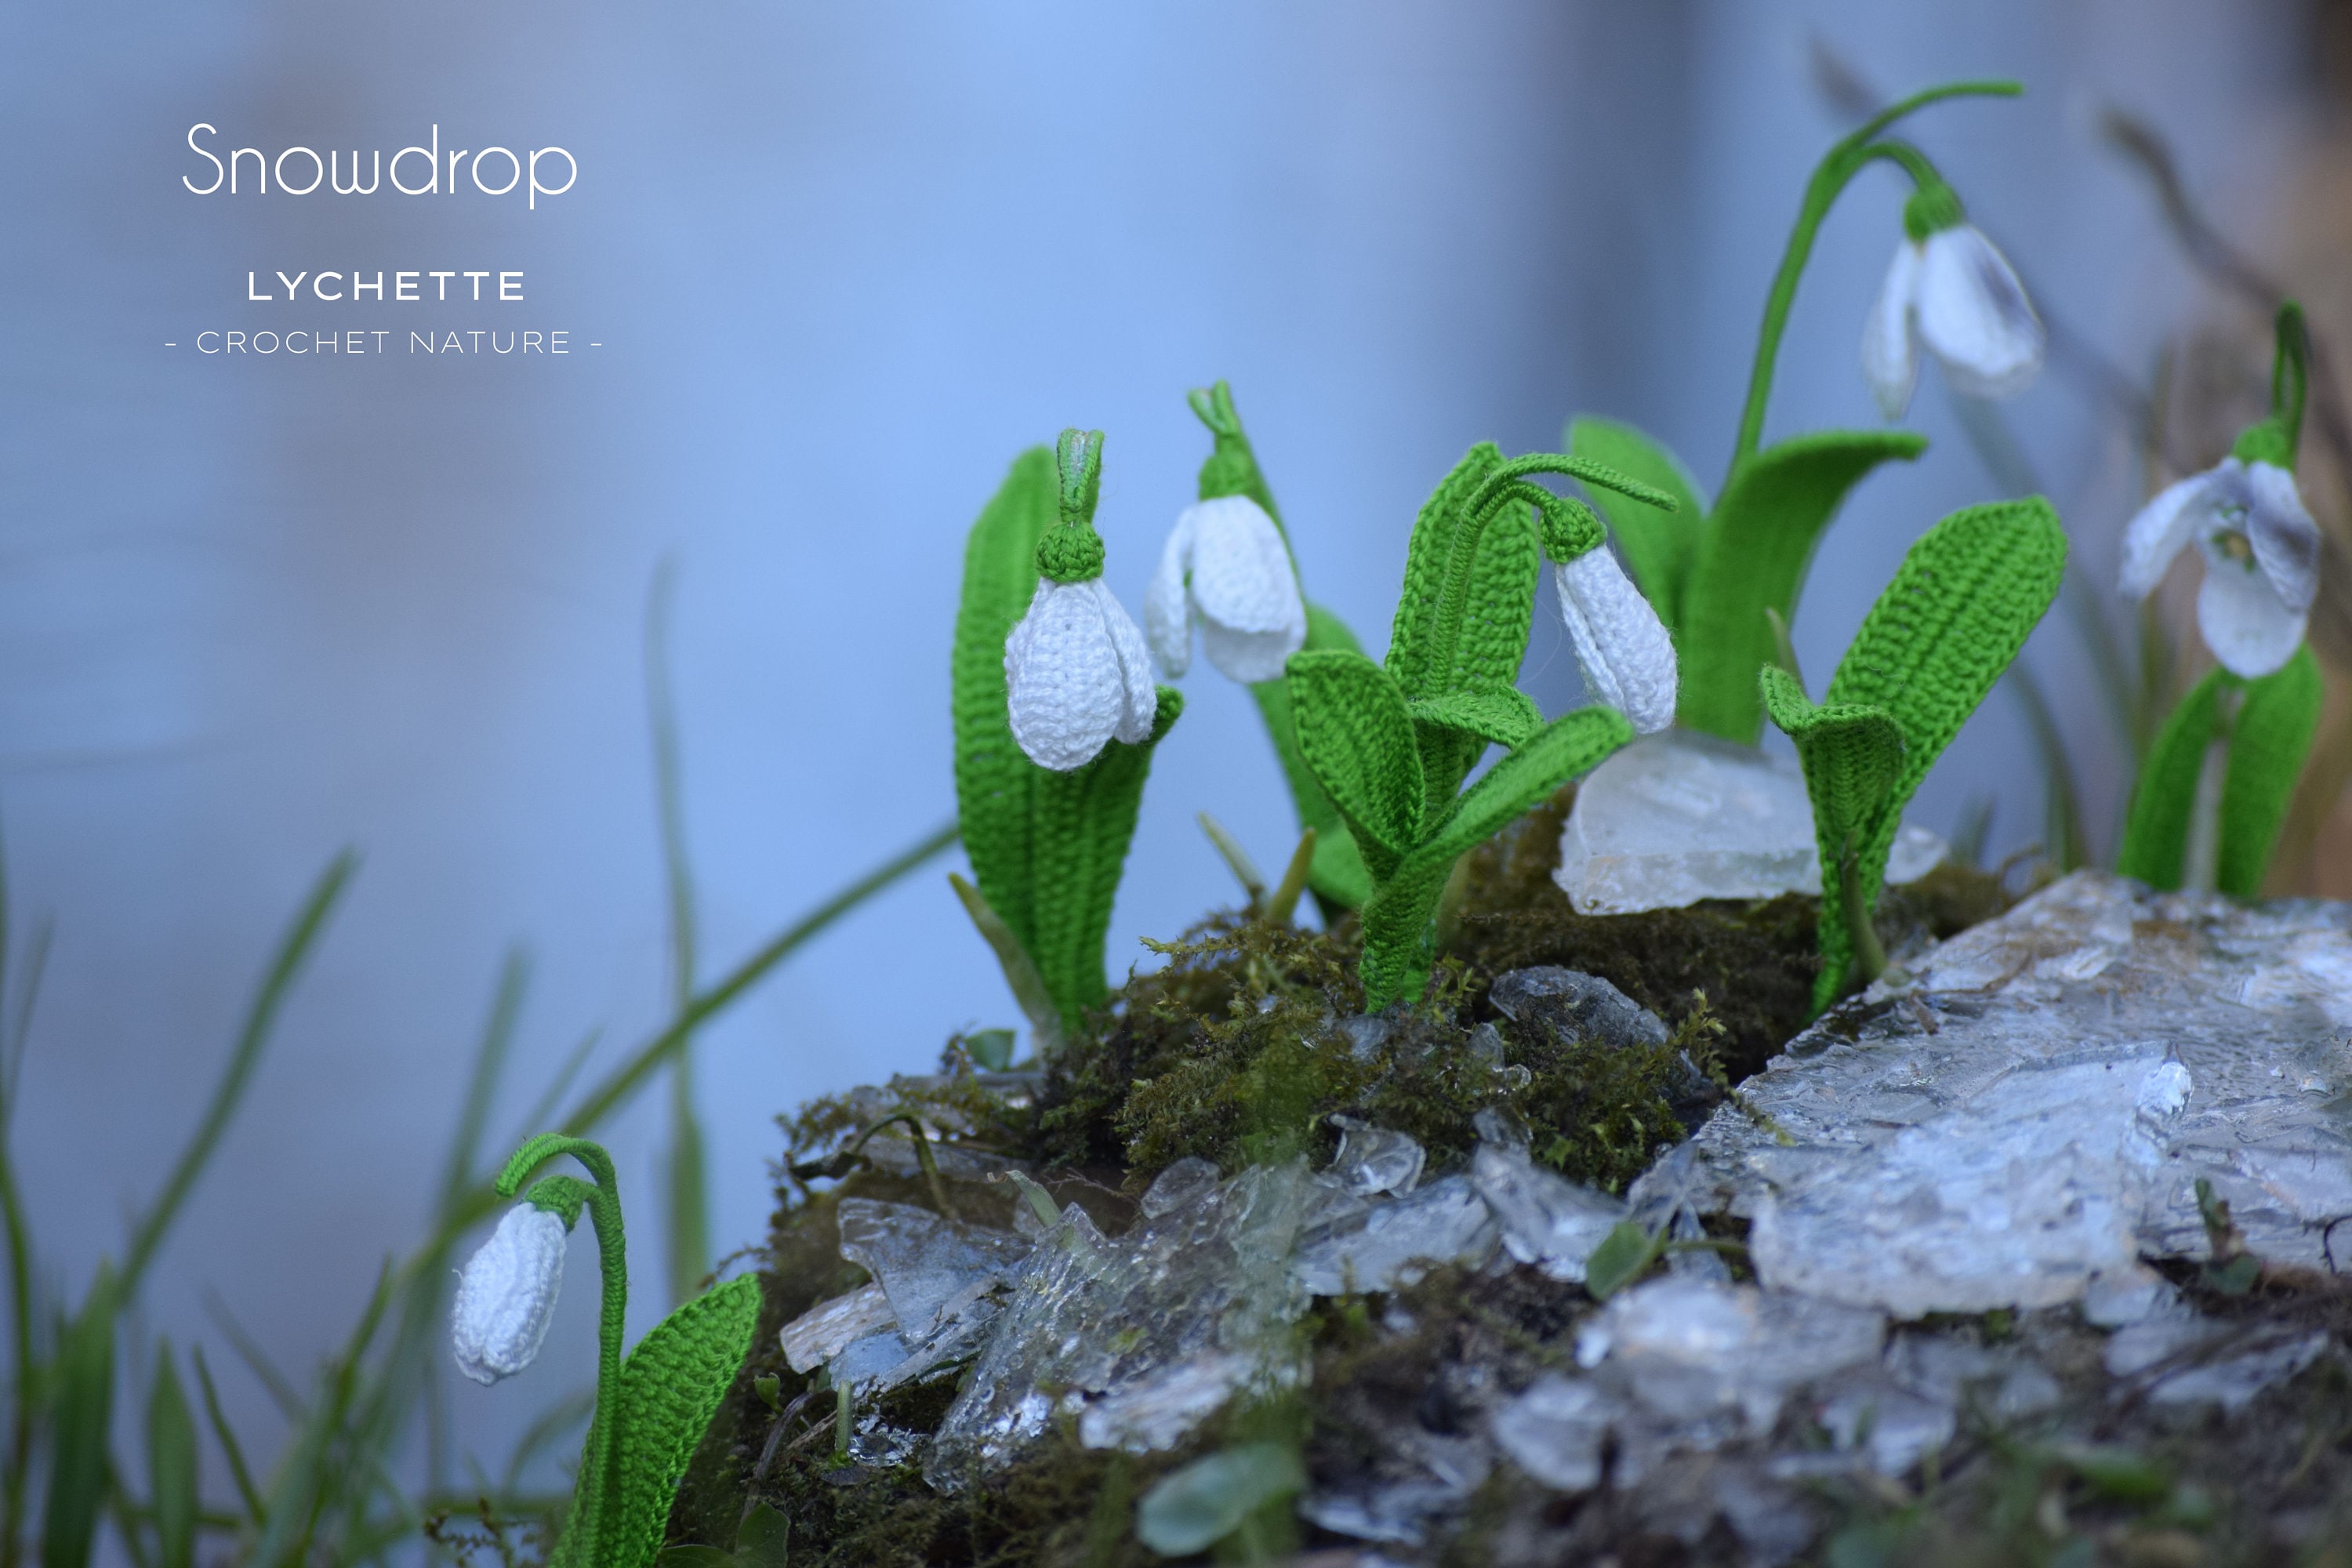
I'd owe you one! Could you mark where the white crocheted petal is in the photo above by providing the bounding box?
[1198,622,1303,686]
[2244,460,2321,614]
[1187,497,1305,633]
[1005,579,1126,770]
[452,1205,568,1386]
[2197,551,2307,678]
[1087,577,1163,746]
[1143,509,1197,679]
[1557,550,1678,735]
[2118,468,2220,600]
[1915,225,2045,400]
[1861,241,1922,420]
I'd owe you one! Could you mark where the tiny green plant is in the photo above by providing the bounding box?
[1762,497,2067,1011]
[2117,303,2325,896]
[456,1134,760,1568]
[1566,80,2043,744]
[953,430,1182,1047]
[1284,445,1681,1009]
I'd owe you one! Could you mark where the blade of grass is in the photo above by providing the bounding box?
[201,1292,304,1422]
[516,1026,601,1143]
[1195,813,1266,910]
[499,1388,596,1496]
[648,559,712,1306]
[249,1261,394,1568]
[190,1348,264,1528]
[2006,661,2092,871]
[121,852,358,1298]
[42,1265,116,1568]
[146,1342,198,1568]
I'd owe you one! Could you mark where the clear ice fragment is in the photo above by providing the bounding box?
[1489,967,1668,1049]
[778,1281,897,1374]
[1470,1142,1625,1283]
[1490,1374,1618,1492]
[1327,1116,1425,1196]
[1295,1174,1494,1295]
[834,1197,1030,1342]
[1575,1276,1883,1433]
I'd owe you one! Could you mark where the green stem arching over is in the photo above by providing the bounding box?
[1729,80,2022,475]
[1837,839,1887,990]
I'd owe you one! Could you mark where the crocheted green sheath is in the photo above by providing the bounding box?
[2118,648,2321,898]
[1287,443,1668,1008]
[1768,497,2067,1011]
[503,1136,760,1568]
[951,445,1181,1039]
[1188,381,1374,913]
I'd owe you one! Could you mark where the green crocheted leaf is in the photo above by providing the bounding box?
[1679,429,1927,742]
[1287,648,1421,877]
[1028,688,1183,1032]
[1813,497,2066,1008]
[1407,684,1544,751]
[1567,416,1708,634]
[1441,485,1543,700]
[1385,444,1502,700]
[2118,669,2225,891]
[603,1276,762,1568]
[1761,667,1905,1006]
[951,447,1057,960]
[1251,604,1374,911]
[2220,644,2321,898]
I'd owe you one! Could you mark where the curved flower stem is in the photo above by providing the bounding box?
[1837,839,1888,992]
[1728,79,2022,476]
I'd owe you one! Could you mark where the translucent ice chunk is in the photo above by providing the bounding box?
[1470,1142,1625,1283]
[778,1281,897,1374]
[1327,1116,1425,1196]
[1490,1374,1619,1492]
[1077,1351,1251,1454]
[834,1198,1031,1342]
[1574,1276,1884,1433]
[1489,967,1668,1048]
[1555,729,1946,914]
[1295,1174,1494,1295]
[1142,1156,1221,1218]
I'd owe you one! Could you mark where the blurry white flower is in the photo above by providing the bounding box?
[2120,456,2320,678]
[1005,576,1158,770]
[1862,224,2044,419]
[1143,495,1307,684]
[452,1204,568,1386]
[1555,547,1677,735]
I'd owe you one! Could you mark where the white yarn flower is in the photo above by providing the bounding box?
[1143,495,1308,683]
[2120,456,2320,678]
[452,1203,569,1386]
[1555,546,1677,735]
[1004,576,1159,771]
[1861,223,2045,419]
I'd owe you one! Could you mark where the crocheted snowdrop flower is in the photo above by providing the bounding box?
[2120,456,2320,679]
[1555,546,1678,735]
[1861,193,2043,419]
[452,1203,569,1386]
[1005,575,1158,771]
[1143,494,1308,683]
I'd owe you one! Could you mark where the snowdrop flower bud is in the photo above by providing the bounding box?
[2120,456,2319,679]
[1004,429,1160,771]
[1552,528,1678,735]
[1144,494,1308,683]
[452,1203,570,1386]
[1861,183,2044,419]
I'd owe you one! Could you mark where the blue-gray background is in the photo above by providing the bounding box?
[0,0,2310,1506]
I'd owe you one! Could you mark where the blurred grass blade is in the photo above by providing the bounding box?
[145,1342,198,1568]
[948,872,1063,1058]
[122,852,358,1298]
[517,1025,601,1142]
[2005,662,2090,873]
[190,1348,264,1527]
[664,1066,710,1304]
[42,1265,116,1568]
[500,1389,596,1497]
[441,951,528,1212]
[1196,813,1266,910]
[648,559,713,1305]
[201,1292,303,1421]
[1263,829,1316,928]
[248,1261,394,1568]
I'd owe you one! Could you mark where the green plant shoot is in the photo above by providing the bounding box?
[1766,497,2067,1011]
[1286,445,1675,1007]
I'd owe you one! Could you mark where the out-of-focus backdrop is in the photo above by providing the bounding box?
[2,0,2344,1514]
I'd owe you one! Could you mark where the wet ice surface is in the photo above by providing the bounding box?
[1646,869,2352,1301]
[1556,729,1947,914]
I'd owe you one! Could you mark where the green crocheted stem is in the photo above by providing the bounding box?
[2121,648,2321,898]
[1760,667,1905,1002]
[1566,417,1709,637]
[2232,301,2310,470]
[503,1137,628,1568]
[1730,78,2020,469]
[1189,380,1374,912]
[1795,497,2066,1011]
[1679,429,1926,742]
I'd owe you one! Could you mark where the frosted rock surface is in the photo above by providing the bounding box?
[1645,870,2352,1305]
[1556,728,1947,914]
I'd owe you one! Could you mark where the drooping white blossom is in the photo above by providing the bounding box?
[452,1203,569,1386]
[1862,224,2045,419]
[1555,546,1678,735]
[1143,495,1308,684]
[2120,456,2320,678]
[1004,575,1159,771]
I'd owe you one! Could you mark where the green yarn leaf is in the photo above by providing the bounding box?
[1679,428,1928,742]
[1250,604,1374,911]
[2118,669,2225,891]
[1567,416,1708,633]
[1287,649,1423,873]
[599,1275,763,1568]
[1762,666,1906,1006]
[1407,684,1544,751]
[1028,688,1183,1031]
[1385,445,1504,701]
[1802,497,2067,1008]
[951,447,1056,959]
[2218,645,2321,898]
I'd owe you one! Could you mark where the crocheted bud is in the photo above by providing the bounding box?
[1144,495,1307,683]
[1863,223,2043,419]
[452,1203,569,1386]
[1005,576,1159,770]
[1555,546,1677,735]
[1036,524,1105,584]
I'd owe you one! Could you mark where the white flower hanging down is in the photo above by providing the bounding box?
[2120,456,2321,679]
[1005,575,1159,770]
[1143,494,1308,683]
[1861,189,2045,420]
[452,1203,570,1385]
[1555,544,1678,735]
